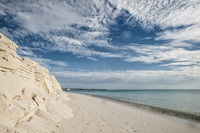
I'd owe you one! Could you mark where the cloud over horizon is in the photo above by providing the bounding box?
[53,69,200,89]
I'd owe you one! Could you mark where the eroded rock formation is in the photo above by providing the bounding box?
[0,33,72,132]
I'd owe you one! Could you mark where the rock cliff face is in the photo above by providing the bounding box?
[0,33,72,132]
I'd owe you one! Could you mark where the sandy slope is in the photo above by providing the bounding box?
[59,93,200,133]
[0,33,73,132]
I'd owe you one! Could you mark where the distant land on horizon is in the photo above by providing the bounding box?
[62,88,200,91]
[62,88,108,91]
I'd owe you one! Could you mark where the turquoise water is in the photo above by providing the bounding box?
[67,90,200,115]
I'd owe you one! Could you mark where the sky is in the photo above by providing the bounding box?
[0,0,200,90]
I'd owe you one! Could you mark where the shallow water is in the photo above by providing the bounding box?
[67,90,200,115]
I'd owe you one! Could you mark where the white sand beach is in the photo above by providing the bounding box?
[57,93,200,133]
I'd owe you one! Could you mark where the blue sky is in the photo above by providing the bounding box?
[0,0,200,89]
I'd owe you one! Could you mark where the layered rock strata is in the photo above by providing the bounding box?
[0,33,72,132]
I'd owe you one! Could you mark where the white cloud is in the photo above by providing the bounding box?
[1,0,200,70]
[156,2,200,29]
[87,57,98,61]
[0,3,6,15]
[175,66,200,78]
[2,0,200,40]
[9,0,86,34]
[124,44,200,66]
[161,62,195,67]
[43,34,123,58]
[53,69,200,89]
[53,36,83,46]
[17,46,37,57]
[108,0,200,29]
[25,57,68,71]
[0,0,123,59]
[17,46,68,71]
[163,41,193,48]
[156,25,200,43]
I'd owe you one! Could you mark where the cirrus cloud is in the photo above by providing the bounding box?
[1,0,200,89]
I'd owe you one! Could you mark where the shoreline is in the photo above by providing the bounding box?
[59,92,200,133]
[68,92,200,123]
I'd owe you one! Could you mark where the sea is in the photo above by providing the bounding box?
[67,90,200,116]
